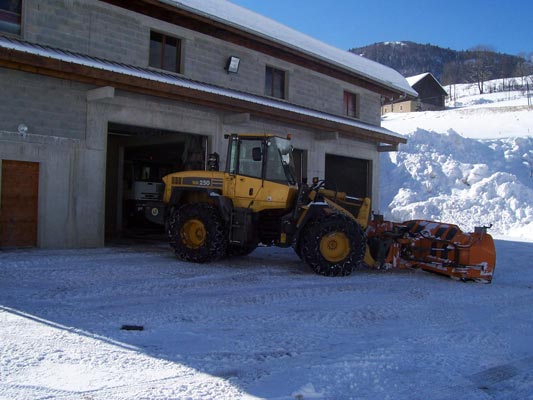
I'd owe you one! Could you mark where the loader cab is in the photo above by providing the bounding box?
[225,134,297,185]
[224,134,298,212]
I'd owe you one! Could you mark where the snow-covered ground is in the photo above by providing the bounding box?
[446,75,533,108]
[1,241,533,400]
[381,82,533,241]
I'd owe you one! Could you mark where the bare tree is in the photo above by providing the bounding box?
[467,45,495,94]
[514,59,533,87]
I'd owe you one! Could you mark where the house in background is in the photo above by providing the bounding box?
[382,72,447,114]
[0,0,415,249]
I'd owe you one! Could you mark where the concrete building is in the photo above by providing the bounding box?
[382,72,447,114]
[0,0,415,248]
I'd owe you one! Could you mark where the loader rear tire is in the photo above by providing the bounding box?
[168,203,227,263]
[301,213,365,277]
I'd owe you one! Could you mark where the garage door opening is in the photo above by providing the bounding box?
[105,123,207,241]
[325,154,371,198]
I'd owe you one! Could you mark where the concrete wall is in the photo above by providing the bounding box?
[0,68,88,138]
[0,131,106,248]
[20,0,382,126]
[0,68,100,248]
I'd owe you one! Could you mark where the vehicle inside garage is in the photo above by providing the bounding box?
[105,123,207,240]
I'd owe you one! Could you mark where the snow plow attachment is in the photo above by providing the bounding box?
[366,219,496,283]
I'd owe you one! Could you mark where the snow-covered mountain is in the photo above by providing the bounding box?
[381,76,533,240]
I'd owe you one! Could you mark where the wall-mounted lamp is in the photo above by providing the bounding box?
[225,56,240,73]
[17,124,28,137]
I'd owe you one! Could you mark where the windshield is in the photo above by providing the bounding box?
[265,137,297,185]
[226,135,298,185]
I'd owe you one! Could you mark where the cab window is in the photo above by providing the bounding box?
[229,139,263,179]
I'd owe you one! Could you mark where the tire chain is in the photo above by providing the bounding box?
[300,212,366,277]
[168,203,227,263]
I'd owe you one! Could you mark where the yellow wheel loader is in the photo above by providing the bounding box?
[146,133,496,282]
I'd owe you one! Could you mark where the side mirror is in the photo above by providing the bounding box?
[252,147,262,162]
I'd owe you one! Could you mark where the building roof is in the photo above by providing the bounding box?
[406,72,447,96]
[160,0,417,98]
[0,36,406,145]
[406,73,432,87]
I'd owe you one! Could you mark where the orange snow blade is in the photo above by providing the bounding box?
[366,219,496,283]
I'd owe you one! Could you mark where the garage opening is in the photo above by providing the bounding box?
[325,154,371,198]
[0,160,39,248]
[105,123,207,240]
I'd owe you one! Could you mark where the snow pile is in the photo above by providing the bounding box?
[381,86,533,240]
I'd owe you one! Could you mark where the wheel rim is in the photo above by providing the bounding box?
[180,219,206,249]
[319,232,351,263]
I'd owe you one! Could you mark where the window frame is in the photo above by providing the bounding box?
[0,0,22,36]
[265,65,287,99]
[148,30,183,74]
[343,90,359,119]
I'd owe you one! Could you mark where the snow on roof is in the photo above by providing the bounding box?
[159,0,417,97]
[406,72,433,87]
[0,36,405,141]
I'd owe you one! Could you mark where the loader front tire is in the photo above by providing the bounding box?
[168,203,227,263]
[301,213,365,277]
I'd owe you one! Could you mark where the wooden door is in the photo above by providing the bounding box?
[0,160,39,248]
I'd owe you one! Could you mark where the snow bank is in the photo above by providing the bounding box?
[381,94,533,240]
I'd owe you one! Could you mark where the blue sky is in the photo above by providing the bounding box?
[229,0,532,57]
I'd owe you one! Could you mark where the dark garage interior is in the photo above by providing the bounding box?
[105,123,207,241]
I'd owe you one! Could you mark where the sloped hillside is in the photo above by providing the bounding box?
[351,41,529,84]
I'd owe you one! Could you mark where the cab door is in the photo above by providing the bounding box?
[225,137,264,208]
[234,140,264,208]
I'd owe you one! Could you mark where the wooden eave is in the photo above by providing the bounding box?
[0,46,406,146]
[100,0,408,100]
